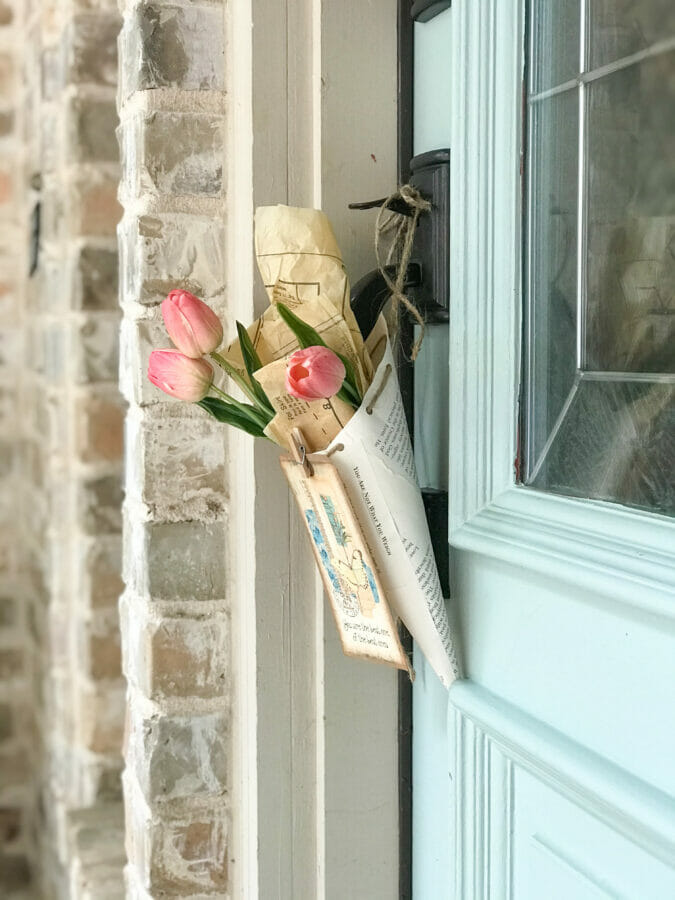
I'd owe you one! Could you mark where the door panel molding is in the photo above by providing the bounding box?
[449,682,675,896]
[453,488,675,617]
[448,0,523,531]
[451,697,514,899]
[439,2,675,897]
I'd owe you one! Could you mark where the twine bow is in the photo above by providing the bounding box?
[374,184,431,360]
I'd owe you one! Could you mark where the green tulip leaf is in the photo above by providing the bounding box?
[236,321,275,415]
[236,321,264,371]
[197,397,269,438]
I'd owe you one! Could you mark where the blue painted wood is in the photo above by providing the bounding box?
[411,5,454,898]
[449,683,675,897]
[413,8,453,157]
[412,651,452,899]
[413,0,675,897]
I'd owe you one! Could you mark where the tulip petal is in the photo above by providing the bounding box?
[285,345,346,400]
[148,349,214,401]
[162,290,223,357]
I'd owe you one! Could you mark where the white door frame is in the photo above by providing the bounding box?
[227,2,402,898]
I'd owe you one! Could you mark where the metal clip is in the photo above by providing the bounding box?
[290,427,314,477]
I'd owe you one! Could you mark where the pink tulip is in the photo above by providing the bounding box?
[285,346,346,400]
[161,290,223,358]
[148,350,214,401]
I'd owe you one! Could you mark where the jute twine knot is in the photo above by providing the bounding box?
[374,184,431,361]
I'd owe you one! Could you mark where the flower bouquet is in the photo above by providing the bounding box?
[148,206,459,687]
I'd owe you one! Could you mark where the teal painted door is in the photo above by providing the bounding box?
[412,2,675,898]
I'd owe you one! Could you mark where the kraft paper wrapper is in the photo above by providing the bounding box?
[255,205,370,382]
[254,358,355,453]
[314,317,460,688]
[222,206,373,401]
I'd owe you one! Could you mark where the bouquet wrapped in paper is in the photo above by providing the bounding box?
[148,206,460,687]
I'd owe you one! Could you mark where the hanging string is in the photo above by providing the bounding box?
[374,184,430,361]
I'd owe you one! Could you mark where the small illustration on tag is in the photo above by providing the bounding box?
[281,455,412,676]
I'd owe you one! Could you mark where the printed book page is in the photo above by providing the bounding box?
[320,317,461,687]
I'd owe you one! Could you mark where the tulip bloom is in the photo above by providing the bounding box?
[285,346,346,400]
[162,290,223,357]
[148,350,214,401]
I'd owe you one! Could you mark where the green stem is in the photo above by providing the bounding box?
[210,351,272,414]
[210,385,271,429]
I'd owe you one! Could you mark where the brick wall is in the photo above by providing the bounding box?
[0,0,32,890]
[38,0,125,885]
[0,0,231,893]
[1,0,126,896]
[117,1,230,895]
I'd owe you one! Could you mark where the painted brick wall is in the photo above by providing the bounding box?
[2,0,126,896]
[36,0,125,890]
[117,1,230,895]
[1,0,233,894]
[0,0,32,888]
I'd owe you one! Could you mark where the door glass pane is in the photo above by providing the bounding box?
[530,2,580,94]
[527,92,579,465]
[529,379,675,515]
[585,55,675,372]
[589,0,675,69]
[523,0,675,516]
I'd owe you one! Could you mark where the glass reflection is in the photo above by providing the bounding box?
[585,53,675,373]
[527,92,578,467]
[531,379,675,515]
[523,0,675,515]
[530,2,580,93]
[589,0,675,69]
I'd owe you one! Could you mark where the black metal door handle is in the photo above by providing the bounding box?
[411,0,451,23]
[350,263,422,339]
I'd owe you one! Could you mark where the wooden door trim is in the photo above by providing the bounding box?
[228,2,401,898]
[453,488,675,616]
[449,681,675,876]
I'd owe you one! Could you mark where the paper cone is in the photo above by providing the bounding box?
[316,317,461,688]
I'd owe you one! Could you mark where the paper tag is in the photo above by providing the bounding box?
[281,456,413,676]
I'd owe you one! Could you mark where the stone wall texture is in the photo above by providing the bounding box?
[117,0,230,896]
[33,0,125,890]
[0,0,232,894]
[0,0,32,890]
[1,0,126,896]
